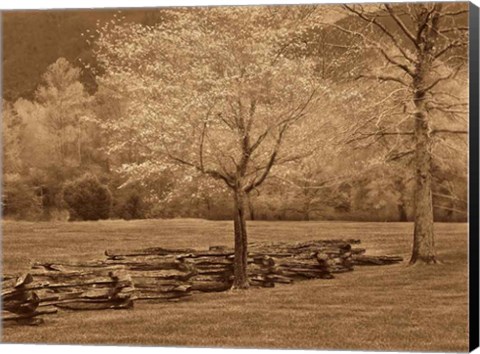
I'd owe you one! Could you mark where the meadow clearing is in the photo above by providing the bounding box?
[1,219,469,351]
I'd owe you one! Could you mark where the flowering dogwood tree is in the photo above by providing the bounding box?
[94,7,321,288]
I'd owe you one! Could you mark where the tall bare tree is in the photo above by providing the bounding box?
[337,3,468,264]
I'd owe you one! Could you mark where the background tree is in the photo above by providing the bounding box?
[36,58,94,167]
[1,100,43,219]
[276,137,354,221]
[334,3,468,264]
[2,100,24,175]
[29,58,98,218]
[2,58,110,220]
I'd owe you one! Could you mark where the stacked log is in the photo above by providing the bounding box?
[2,273,57,325]
[247,239,356,284]
[2,239,404,325]
[104,249,196,300]
[178,251,234,292]
[29,262,134,310]
[103,239,396,292]
[351,255,404,266]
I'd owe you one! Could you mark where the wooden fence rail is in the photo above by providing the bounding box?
[2,239,403,325]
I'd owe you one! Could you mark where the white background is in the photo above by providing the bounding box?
[1,0,480,10]
[0,0,479,354]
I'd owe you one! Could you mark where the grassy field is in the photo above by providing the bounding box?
[1,219,469,351]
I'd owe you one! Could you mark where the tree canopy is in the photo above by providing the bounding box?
[2,4,468,227]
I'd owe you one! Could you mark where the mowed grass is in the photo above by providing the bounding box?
[1,219,469,351]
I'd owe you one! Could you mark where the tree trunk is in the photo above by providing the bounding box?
[397,203,408,222]
[232,188,249,289]
[410,79,437,264]
[303,196,311,221]
[247,195,255,221]
[204,196,212,219]
[303,211,310,221]
[394,179,408,221]
[77,127,82,167]
[409,5,445,264]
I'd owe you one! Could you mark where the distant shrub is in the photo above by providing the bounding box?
[2,174,43,220]
[115,192,147,220]
[63,174,112,221]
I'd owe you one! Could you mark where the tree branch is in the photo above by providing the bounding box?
[434,40,467,60]
[439,10,468,18]
[423,65,462,92]
[433,204,467,215]
[439,27,469,33]
[433,192,467,204]
[386,149,415,162]
[431,129,468,135]
[244,150,278,193]
[166,151,235,188]
[356,74,410,87]
[343,4,416,64]
[346,130,414,144]
[384,4,419,49]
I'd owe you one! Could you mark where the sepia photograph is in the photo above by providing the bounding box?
[1,1,478,352]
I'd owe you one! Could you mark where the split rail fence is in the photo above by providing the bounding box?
[2,239,402,325]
